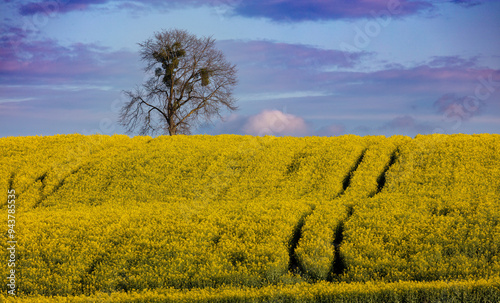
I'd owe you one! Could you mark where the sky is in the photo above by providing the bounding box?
[1,0,499,137]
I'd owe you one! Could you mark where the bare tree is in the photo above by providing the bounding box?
[120,29,238,135]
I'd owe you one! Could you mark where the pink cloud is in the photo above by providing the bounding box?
[242,110,310,136]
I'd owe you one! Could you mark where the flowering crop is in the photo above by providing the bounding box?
[340,134,500,283]
[0,134,498,301]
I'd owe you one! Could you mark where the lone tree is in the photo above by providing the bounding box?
[120,29,238,135]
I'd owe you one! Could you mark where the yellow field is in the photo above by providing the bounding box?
[1,134,499,302]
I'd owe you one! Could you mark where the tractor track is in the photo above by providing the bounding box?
[288,146,400,281]
[288,206,315,276]
[32,164,85,209]
[371,149,398,197]
[287,148,366,279]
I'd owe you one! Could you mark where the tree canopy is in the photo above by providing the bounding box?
[120,29,238,135]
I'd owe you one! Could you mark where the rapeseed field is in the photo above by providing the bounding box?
[1,134,499,302]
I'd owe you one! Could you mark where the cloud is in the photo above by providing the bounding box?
[0,26,139,136]
[17,0,481,21]
[242,110,310,136]
[427,56,479,69]
[314,124,345,136]
[14,0,489,26]
[0,28,139,86]
[433,93,482,121]
[202,110,349,137]
[201,113,248,135]
[2,17,498,137]
[218,40,366,70]
[216,40,500,137]
[233,0,434,22]
[217,39,367,96]
[380,115,435,135]
[450,0,484,7]
[16,0,215,16]
[198,110,312,136]
[0,88,124,137]
[18,0,108,16]
[221,39,496,98]
[384,115,418,128]
[330,64,500,98]
[14,0,487,24]
[217,40,499,136]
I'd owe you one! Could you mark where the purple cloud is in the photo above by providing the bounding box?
[16,0,482,21]
[427,56,479,69]
[233,0,433,22]
[0,26,139,136]
[216,39,499,133]
[219,40,366,69]
[344,65,500,95]
[433,93,484,122]
[17,0,211,16]
[18,0,108,16]
[314,124,345,136]
[217,39,367,95]
[0,86,125,137]
[218,40,499,136]
[379,115,435,135]
[451,0,484,7]
[221,39,500,99]
[2,27,498,137]
[0,28,139,86]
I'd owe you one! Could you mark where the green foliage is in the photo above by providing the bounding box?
[200,68,211,86]
[151,43,211,88]
[152,42,187,87]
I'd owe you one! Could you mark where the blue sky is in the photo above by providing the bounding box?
[1,0,499,137]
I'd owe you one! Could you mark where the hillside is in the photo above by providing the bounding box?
[1,134,499,302]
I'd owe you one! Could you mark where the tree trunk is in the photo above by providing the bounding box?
[168,120,176,136]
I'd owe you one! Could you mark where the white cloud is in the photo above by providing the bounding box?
[242,110,309,136]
